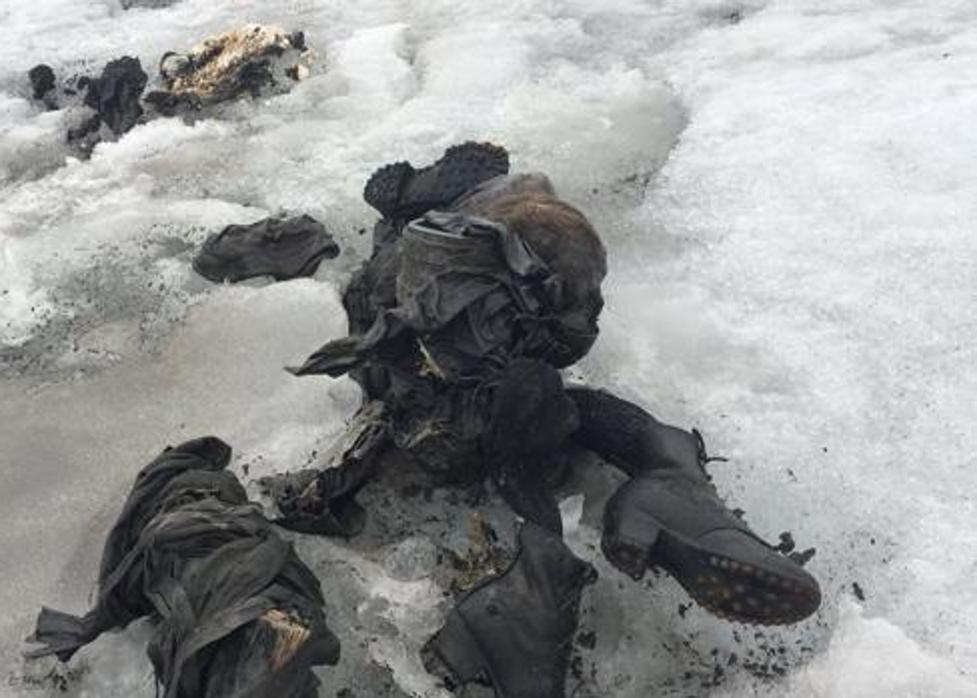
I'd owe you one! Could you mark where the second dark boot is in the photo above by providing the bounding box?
[422,523,597,697]
[602,469,821,625]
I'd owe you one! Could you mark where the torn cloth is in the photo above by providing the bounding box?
[25,437,339,698]
[287,210,560,382]
[193,215,339,283]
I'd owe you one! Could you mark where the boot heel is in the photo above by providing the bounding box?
[421,614,488,687]
[601,487,664,581]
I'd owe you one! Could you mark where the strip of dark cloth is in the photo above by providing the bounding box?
[25,437,339,698]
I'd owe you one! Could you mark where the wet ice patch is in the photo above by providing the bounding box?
[0,97,77,184]
[715,601,977,698]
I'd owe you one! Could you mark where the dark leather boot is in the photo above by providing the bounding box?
[602,469,821,625]
[422,523,597,697]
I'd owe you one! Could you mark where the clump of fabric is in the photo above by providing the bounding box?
[27,64,56,101]
[289,179,605,380]
[25,57,148,152]
[120,0,181,8]
[82,56,148,135]
[287,146,606,487]
[24,437,340,698]
[289,211,557,379]
[146,24,311,113]
[192,214,339,283]
[258,401,390,536]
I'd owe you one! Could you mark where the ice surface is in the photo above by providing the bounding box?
[2,0,976,696]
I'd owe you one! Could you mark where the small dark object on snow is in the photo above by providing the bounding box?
[82,56,148,135]
[789,547,817,567]
[28,64,56,101]
[422,523,596,698]
[777,531,796,554]
[852,582,866,601]
[193,214,339,283]
[577,630,596,650]
[120,0,182,8]
[24,437,340,698]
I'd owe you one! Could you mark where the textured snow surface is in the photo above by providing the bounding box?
[2,0,976,696]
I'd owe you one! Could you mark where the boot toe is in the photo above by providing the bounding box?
[662,528,821,625]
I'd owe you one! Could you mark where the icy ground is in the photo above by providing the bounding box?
[1,0,976,696]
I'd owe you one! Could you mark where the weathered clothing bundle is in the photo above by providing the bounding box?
[25,437,339,698]
[288,144,606,488]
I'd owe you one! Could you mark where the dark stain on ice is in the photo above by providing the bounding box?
[577,630,596,650]
[6,661,90,693]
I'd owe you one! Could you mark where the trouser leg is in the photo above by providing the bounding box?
[483,359,579,535]
[566,386,708,479]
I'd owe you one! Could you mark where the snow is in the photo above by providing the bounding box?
[2,0,976,696]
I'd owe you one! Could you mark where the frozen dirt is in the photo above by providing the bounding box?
[1,0,975,696]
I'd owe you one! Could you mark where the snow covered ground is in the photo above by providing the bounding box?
[2,0,976,696]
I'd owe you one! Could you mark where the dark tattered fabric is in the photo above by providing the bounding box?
[25,437,340,698]
[259,402,391,536]
[193,215,339,283]
[287,210,581,380]
[27,64,56,101]
[82,56,148,135]
[285,209,587,487]
[286,161,606,490]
